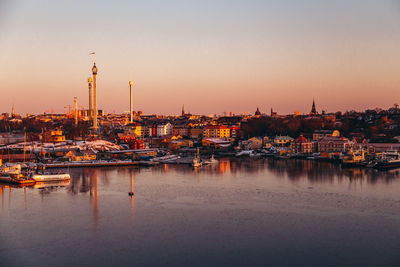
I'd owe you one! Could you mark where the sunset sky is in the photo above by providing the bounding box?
[1,0,400,115]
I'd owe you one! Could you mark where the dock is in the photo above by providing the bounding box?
[43,160,159,169]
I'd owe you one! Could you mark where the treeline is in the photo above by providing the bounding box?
[241,108,400,142]
[241,117,335,138]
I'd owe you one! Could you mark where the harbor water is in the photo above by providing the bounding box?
[1,158,400,266]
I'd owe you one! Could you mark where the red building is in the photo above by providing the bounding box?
[292,135,314,154]
[118,134,146,149]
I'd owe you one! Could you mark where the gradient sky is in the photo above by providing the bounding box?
[1,0,400,115]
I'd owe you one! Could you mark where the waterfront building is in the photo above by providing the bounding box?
[274,135,294,146]
[317,136,353,152]
[263,136,273,148]
[65,150,97,161]
[164,138,193,150]
[240,137,263,150]
[292,135,315,154]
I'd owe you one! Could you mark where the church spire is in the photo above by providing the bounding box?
[181,105,185,116]
[310,99,317,115]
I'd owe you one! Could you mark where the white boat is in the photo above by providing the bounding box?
[152,155,181,163]
[235,150,254,157]
[30,173,70,182]
[375,150,400,169]
[203,154,218,165]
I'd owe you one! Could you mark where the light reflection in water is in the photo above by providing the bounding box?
[0,158,400,224]
[1,158,400,267]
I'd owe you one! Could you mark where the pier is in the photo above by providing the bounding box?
[43,160,159,169]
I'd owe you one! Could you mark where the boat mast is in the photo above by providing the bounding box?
[23,132,26,163]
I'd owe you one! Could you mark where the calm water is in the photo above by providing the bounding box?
[1,159,400,267]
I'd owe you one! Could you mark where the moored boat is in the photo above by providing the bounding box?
[30,173,71,182]
[375,151,400,170]
[0,164,35,185]
[203,154,218,165]
[342,149,366,167]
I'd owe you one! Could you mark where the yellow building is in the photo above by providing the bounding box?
[274,135,294,146]
[125,125,144,138]
[65,150,97,161]
[43,130,66,143]
[203,125,231,139]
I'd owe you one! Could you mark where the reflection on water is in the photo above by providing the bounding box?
[145,158,400,184]
[1,158,399,198]
[1,158,400,266]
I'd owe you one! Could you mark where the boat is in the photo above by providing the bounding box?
[29,165,70,182]
[235,150,254,157]
[0,164,22,176]
[203,154,218,165]
[375,151,400,170]
[29,173,71,182]
[152,155,181,163]
[192,148,202,168]
[366,160,377,168]
[0,164,35,185]
[342,149,366,167]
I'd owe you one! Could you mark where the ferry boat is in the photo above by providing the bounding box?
[342,149,366,167]
[375,151,400,170]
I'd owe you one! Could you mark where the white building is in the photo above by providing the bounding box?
[157,123,173,137]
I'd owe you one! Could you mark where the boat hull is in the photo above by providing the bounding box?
[0,176,36,185]
[31,173,71,182]
[375,162,400,170]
